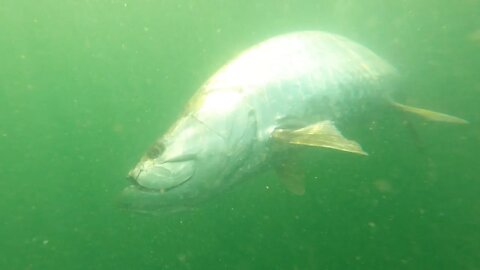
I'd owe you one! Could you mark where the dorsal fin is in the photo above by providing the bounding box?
[390,101,468,124]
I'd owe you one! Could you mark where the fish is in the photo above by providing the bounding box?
[120,31,467,213]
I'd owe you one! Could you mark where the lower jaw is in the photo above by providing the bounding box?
[116,185,196,214]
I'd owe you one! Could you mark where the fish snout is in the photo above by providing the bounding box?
[126,171,138,184]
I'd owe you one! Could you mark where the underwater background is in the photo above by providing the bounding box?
[1,0,479,269]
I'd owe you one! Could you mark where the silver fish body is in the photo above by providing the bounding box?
[121,31,399,213]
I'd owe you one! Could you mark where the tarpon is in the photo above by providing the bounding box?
[121,31,467,213]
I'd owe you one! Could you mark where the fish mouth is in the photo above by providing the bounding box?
[127,170,193,193]
[117,183,197,214]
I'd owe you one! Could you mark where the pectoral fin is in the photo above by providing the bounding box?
[391,101,468,124]
[272,120,367,155]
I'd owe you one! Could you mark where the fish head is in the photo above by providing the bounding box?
[120,115,233,213]
[127,141,196,192]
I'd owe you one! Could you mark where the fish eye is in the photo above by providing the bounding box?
[145,142,165,159]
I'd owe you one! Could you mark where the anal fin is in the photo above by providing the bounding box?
[391,101,468,124]
[272,120,367,155]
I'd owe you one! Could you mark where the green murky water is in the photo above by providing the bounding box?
[1,1,479,269]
